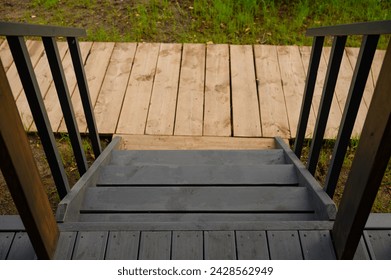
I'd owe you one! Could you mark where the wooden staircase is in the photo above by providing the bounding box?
[57,137,336,229]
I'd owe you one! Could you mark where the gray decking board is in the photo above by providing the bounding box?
[364,230,391,260]
[204,231,236,260]
[299,230,336,259]
[267,231,303,260]
[105,231,140,260]
[0,232,15,259]
[72,231,108,260]
[82,186,312,212]
[171,231,203,260]
[138,231,171,260]
[353,237,371,260]
[110,150,286,166]
[6,232,36,260]
[54,232,77,260]
[236,231,269,260]
[97,164,298,186]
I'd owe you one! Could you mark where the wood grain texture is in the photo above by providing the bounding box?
[6,232,36,260]
[94,43,137,134]
[172,231,203,260]
[371,49,385,85]
[146,43,182,135]
[174,44,205,136]
[72,231,108,260]
[204,231,236,260]
[105,231,140,260]
[53,232,77,260]
[230,45,261,136]
[267,231,303,260]
[254,45,290,138]
[0,232,15,260]
[299,230,336,259]
[364,230,391,260]
[138,231,171,260]
[236,231,269,260]
[203,44,231,136]
[0,40,15,73]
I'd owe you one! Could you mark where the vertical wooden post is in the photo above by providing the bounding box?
[332,39,391,259]
[0,58,59,259]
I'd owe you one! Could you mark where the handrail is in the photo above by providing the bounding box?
[0,22,102,199]
[306,20,391,36]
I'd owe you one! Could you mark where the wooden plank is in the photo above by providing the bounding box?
[371,49,385,85]
[365,213,391,229]
[0,232,15,260]
[37,41,92,132]
[299,230,336,259]
[0,58,59,259]
[116,135,279,150]
[17,41,68,131]
[110,149,286,166]
[353,236,371,260]
[105,231,140,260]
[72,231,108,260]
[230,45,261,137]
[254,45,290,138]
[277,45,314,137]
[204,231,236,260]
[174,44,205,136]
[94,43,137,134]
[116,43,160,134]
[171,231,203,260]
[53,232,77,260]
[300,46,342,139]
[7,232,36,260]
[146,43,182,135]
[97,164,298,185]
[8,40,43,100]
[0,215,25,230]
[267,231,303,260]
[58,42,115,132]
[82,187,311,212]
[0,39,15,73]
[364,230,391,260]
[236,231,269,260]
[138,231,171,260]
[203,44,231,136]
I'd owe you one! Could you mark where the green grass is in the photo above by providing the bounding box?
[3,0,389,47]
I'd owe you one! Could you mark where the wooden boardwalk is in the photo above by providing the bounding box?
[0,39,385,139]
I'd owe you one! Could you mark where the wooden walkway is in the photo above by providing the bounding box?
[0,39,385,139]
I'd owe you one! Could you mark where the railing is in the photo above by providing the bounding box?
[0,22,101,199]
[294,20,391,259]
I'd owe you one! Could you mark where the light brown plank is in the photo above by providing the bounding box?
[277,45,314,138]
[116,43,160,134]
[115,134,281,150]
[203,44,231,136]
[58,42,115,132]
[371,49,385,86]
[31,42,93,132]
[254,45,290,138]
[94,43,137,134]
[0,40,15,73]
[230,45,261,137]
[146,43,182,135]
[300,46,342,139]
[17,42,68,131]
[174,44,205,136]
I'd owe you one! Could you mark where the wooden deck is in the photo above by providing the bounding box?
[0,39,385,139]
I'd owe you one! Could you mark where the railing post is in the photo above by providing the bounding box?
[6,36,70,199]
[0,58,59,259]
[306,36,347,175]
[294,36,324,158]
[324,34,379,197]
[67,37,102,158]
[43,36,88,176]
[332,39,391,259]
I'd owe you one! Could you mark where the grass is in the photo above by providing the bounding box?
[2,0,390,48]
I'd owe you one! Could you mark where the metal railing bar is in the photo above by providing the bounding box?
[306,20,391,37]
[67,37,102,158]
[42,36,88,176]
[294,36,324,158]
[6,36,70,199]
[306,36,347,175]
[0,21,86,37]
[324,34,380,198]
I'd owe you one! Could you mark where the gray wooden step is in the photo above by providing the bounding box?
[81,186,312,213]
[109,150,286,166]
[97,164,298,186]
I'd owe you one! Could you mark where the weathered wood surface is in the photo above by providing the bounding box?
[1,41,383,139]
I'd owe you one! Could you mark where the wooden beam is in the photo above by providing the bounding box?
[332,39,391,259]
[0,58,59,259]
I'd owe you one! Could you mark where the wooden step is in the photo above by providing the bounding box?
[109,149,286,166]
[81,186,312,213]
[97,164,298,185]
